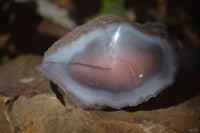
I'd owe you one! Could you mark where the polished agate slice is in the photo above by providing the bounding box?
[39,14,180,109]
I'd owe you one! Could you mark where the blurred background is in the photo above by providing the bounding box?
[0,0,200,71]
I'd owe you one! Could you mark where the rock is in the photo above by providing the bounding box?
[0,55,200,133]
[0,98,12,133]
[0,55,51,97]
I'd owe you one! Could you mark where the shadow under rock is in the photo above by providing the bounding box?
[50,81,66,106]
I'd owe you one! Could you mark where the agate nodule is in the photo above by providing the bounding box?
[39,14,180,109]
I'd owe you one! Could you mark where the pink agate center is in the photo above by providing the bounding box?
[68,36,163,92]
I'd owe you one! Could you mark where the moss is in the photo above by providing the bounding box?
[1,54,11,64]
[84,0,128,22]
